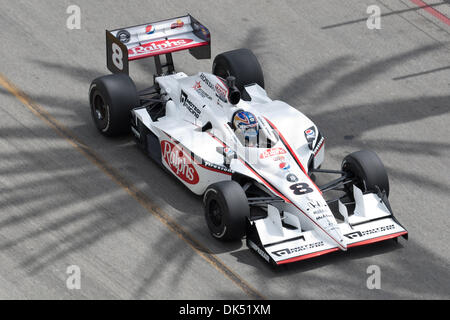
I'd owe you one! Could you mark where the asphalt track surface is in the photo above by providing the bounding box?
[0,0,449,299]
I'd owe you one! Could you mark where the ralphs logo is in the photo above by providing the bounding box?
[161,140,199,184]
[129,39,193,58]
[259,147,287,159]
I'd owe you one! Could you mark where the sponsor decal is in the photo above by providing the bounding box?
[248,240,270,263]
[117,29,131,43]
[272,241,324,257]
[192,22,210,39]
[315,213,333,221]
[193,81,212,100]
[180,90,203,118]
[304,126,316,146]
[215,83,228,102]
[306,199,322,209]
[259,147,287,159]
[305,199,328,215]
[171,19,184,29]
[145,24,155,34]
[199,73,214,90]
[345,231,363,239]
[305,128,315,137]
[286,173,298,182]
[202,161,233,174]
[199,74,228,102]
[312,208,328,215]
[344,224,396,239]
[313,136,325,155]
[200,27,209,38]
[279,162,290,170]
[129,38,193,58]
[161,140,199,184]
[193,81,201,90]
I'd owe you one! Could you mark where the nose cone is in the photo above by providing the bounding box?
[327,225,347,251]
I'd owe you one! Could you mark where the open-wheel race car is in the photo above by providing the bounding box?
[89,15,408,266]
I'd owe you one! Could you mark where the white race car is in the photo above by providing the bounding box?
[89,15,408,265]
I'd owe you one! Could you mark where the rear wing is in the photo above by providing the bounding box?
[106,15,210,75]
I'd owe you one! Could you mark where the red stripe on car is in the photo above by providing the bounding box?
[348,231,408,248]
[276,248,339,265]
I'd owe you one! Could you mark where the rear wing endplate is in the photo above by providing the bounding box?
[106,15,210,75]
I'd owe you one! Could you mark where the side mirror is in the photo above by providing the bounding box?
[216,146,237,167]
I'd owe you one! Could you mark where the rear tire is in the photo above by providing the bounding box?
[212,48,264,92]
[203,181,250,241]
[89,74,139,137]
[342,150,390,197]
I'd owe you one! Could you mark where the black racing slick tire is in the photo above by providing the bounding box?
[212,48,264,92]
[203,181,250,241]
[342,150,390,197]
[89,74,139,137]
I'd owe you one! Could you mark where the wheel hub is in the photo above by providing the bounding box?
[93,94,106,120]
[209,200,223,227]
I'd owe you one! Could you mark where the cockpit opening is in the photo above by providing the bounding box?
[231,110,278,148]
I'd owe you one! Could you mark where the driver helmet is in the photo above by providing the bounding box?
[233,111,259,146]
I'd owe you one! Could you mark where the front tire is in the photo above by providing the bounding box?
[342,150,390,197]
[89,74,139,137]
[203,181,250,241]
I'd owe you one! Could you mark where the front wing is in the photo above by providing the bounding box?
[247,215,407,266]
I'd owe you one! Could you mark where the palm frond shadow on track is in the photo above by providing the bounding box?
[321,1,450,30]
[0,37,448,297]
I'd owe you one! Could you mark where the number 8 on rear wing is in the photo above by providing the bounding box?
[106,14,211,75]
